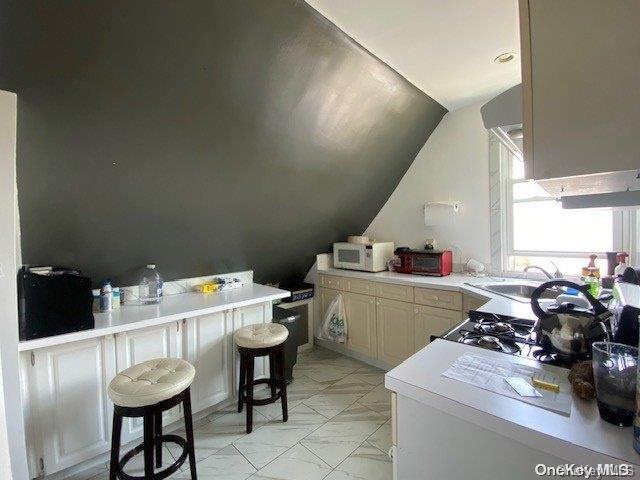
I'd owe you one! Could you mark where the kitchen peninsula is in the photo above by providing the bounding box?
[18,280,289,477]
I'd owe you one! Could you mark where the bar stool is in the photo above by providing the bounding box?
[107,358,198,480]
[235,323,289,433]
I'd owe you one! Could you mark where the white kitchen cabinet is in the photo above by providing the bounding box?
[114,322,183,442]
[184,311,234,413]
[376,298,415,366]
[520,0,640,180]
[232,302,271,387]
[30,336,116,476]
[343,292,377,358]
[413,305,461,352]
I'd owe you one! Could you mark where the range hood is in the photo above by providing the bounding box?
[481,85,640,207]
[481,84,523,157]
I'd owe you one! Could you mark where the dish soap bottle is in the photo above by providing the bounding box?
[584,268,600,298]
[139,264,162,304]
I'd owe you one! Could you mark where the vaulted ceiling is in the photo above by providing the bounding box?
[306,0,522,110]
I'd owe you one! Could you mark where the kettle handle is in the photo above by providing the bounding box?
[530,279,609,319]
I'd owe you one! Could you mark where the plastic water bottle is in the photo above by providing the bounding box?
[100,280,113,311]
[139,264,162,304]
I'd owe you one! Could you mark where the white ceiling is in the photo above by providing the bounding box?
[306,0,521,110]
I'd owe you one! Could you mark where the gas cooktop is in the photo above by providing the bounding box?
[439,310,589,369]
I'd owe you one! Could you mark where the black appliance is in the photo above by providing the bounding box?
[610,281,640,347]
[272,305,302,383]
[18,266,94,341]
[437,310,610,369]
[280,282,314,303]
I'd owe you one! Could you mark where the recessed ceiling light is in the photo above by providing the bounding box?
[493,52,517,64]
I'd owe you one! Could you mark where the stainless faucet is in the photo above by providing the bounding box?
[523,262,563,280]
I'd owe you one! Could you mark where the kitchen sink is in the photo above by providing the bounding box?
[472,281,560,303]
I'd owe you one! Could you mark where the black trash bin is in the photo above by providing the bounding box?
[272,305,302,384]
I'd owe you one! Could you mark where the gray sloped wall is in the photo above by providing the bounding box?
[0,0,446,286]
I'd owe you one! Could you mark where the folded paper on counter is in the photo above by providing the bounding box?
[442,352,572,416]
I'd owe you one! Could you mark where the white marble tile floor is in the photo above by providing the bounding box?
[72,347,392,480]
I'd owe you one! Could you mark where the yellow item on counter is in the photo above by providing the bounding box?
[198,283,219,294]
[531,377,560,393]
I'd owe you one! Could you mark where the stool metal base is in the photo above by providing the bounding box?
[109,387,197,480]
[237,343,288,434]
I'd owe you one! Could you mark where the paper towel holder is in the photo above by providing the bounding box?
[423,201,460,227]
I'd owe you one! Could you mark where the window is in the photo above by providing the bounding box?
[492,137,636,278]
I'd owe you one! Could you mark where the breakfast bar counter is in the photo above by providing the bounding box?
[19,283,289,351]
[18,282,289,477]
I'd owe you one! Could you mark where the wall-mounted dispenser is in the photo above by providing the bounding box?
[423,201,460,227]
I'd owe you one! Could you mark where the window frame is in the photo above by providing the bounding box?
[491,133,637,276]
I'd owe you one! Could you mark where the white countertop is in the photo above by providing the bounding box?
[386,339,640,466]
[19,283,290,351]
[317,267,539,320]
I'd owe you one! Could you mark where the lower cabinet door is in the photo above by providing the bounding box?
[33,336,116,475]
[232,302,270,389]
[115,322,183,443]
[184,311,233,413]
[343,292,377,358]
[376,298,415,366]
[414,305,461,352]
[317,287,340,328]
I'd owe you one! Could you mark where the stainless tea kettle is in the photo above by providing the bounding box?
[530,280,611,356]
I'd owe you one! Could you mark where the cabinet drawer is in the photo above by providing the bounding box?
[375,283,413,303]
[346,278,376,296]
[414,287,462,311]
[319,275,345,291]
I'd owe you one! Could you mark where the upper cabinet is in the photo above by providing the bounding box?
[519,0,640,181]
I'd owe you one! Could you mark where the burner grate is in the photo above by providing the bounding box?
[459,332,521,354]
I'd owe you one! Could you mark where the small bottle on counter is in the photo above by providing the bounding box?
[584,268,600,297]
[112,287,121,309]
[100,280,113,311]
[614,252,629,278]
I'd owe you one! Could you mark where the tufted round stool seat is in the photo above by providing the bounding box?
[234,323,289,349]
[108,358,195,408]
[235,322,289,434]
[108,358,197,480]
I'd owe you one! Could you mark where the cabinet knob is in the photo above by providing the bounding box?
[433,296,439,301]
[415,308,419,313]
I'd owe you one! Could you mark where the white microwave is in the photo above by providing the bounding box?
[333,242,395,272]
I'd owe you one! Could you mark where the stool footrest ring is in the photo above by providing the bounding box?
[117,434,187,480]
[239,378,283,406]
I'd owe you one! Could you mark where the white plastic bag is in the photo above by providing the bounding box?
[317,293,347,343]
